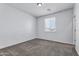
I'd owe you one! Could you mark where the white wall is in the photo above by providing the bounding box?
[0,4,36,49]
[0,4,73,49]
[37,9,73,44]
[74,3,79,55]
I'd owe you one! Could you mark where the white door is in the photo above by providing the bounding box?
[73,16,76,45]
[74,3,79,55]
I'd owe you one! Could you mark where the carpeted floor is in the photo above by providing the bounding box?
[0,38,78,56]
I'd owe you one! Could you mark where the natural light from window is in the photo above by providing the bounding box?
[45,17,56,32]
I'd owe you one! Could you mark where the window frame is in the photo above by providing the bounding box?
[44,17,56,32]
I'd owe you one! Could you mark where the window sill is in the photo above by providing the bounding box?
[45,29,56,32]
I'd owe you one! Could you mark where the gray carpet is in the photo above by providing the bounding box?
[0,38,78,56]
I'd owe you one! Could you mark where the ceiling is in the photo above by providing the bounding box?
[7,3,74,17]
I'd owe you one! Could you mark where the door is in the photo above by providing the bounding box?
[74,3,79,55]
[73,15,76,45]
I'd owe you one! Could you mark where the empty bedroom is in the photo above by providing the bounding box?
[0,3,79,56]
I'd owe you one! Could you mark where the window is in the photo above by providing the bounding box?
[45,17,56,32]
